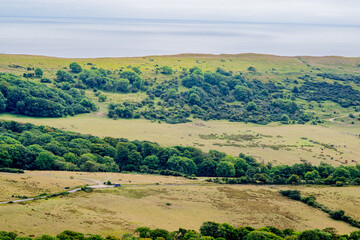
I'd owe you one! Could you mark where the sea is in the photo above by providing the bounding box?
[0,17,359,58]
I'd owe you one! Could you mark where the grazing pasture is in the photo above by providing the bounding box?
[1,113,359,167]
[0,171,359,236]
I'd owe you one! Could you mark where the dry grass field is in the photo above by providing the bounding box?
[0,171,359,237]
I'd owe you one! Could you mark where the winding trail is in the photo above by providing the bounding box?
[329,114,349,122]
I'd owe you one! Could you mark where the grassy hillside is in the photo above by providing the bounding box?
[0,53,360,166]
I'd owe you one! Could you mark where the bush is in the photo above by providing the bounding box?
[69,62,82,73]
[0,168,24,173]
[279,190,301,200]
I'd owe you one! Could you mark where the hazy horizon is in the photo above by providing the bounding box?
[1,16,360,58]
[1,1,359,58]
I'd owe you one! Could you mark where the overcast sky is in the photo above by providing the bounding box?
[0,0,359,25]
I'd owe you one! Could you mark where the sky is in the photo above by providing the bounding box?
[0,0,359,25]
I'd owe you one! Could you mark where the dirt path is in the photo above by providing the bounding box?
[0,177,206,205]
[0,179,114,205]
[329,114,349,122]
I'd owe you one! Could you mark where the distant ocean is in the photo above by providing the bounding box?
[0,17,359,58]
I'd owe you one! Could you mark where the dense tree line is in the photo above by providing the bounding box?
[206,160,360,186]
[75,69,146,93]
[0,120,359,185]
[0,221,359,240]
[0,73,97,117]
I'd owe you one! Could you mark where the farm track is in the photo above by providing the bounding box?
[0,177,205,205]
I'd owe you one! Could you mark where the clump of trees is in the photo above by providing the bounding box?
[0,221,359,240]
[0,73,97,117]
[108,67,309,124]
[295,81,360,108]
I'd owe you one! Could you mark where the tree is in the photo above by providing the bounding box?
[245,231,282,239]
[280,114,290,123]
[197,160,217,177]
[246,102,257,111]
[331,168,351,179]
[131,67,142,75]
[142,155,160,169]
[80,99,97,111]
[287,174,301,185]
[330,210,345,220]
[234,158,249,177]
[0,92,7,112]
[119,71,142,84]
[298,230,320,240]
[149,229,170,240]
[127,150,142,168]
[304,170,320,182]
[80,160,99,172]
[34,68,43,78]
[350,230,360,240]
[167,156,197,175]
[292,86,299,93]
[63,152,78,164]
[189,93,202,106]
[216,161,235,177]
[233,85,252,102]
[200,222,220,238]
[247,66,256,72]
[35,151,56,170]
[69,62,82,73]
[135,227,151,238]
[160,66,173,75]
[56,70,75,83]
[98,94,107,102]
[116,79,130,92]
[0,150,12,167]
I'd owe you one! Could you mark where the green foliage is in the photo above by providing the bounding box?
[0,221,359,240]
[56,70,75,83]
[245,230,283,239]
[35,151,57,170]
[279,190,301,200]
[0,73,95,117]
[69,62,82,73]
[98,94,107,102]
[233,85,253,102]
[0,167,24,173]
[247,66,256,72]
[34,68,43,78]
[167,156,197,175]
[287,174,301,185]
[160,66,173,75]
[216,161,235,177]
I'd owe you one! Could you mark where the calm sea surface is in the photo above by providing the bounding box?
[0,17,359,58]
